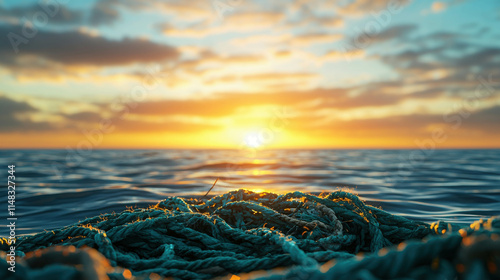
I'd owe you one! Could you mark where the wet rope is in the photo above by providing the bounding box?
[0,189,498,279]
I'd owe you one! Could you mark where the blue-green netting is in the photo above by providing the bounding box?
[1,189,499,279]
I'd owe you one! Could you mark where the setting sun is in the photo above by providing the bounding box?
[244,132,263,148]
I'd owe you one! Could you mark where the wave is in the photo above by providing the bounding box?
[1,149,499,234]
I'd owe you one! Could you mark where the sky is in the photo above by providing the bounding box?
[0,0,499,149]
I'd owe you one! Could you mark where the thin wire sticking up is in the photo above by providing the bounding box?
[204,178,219,198]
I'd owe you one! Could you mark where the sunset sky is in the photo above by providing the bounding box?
[0,0,499,149]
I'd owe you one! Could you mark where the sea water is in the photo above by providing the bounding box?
[0,149,499,235]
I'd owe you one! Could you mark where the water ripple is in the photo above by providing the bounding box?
[0,149,499,234]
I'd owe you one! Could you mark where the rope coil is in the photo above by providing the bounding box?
[1,189,498,279]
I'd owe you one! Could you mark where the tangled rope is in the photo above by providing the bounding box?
[1,189,499,279]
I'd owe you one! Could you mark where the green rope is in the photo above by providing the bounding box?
[1,189,498,279]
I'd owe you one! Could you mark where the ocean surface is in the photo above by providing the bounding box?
[1,149,499,235]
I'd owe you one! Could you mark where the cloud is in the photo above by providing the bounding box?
[454,47,500,69]
[241,73,318,84]
[347,24,418,49]
[324,49,365,61]
[324,114,441,134]
[0,94,225,134]
[378,32,500,92]
[89,0,124,26]
[365,24,417,43]
[0,24,180,80]
[224,11,284,29]
[338,0,411,16]
[316,17,344,28]
[0,95,54,132]
[60,102,223,133]
[199,72,319,90]
[288,104,500,143]
[0,25,179,66]
[464,105,500,130]
[112,118,220,133]
[0,94,224,135]
[63,111,103,123]
[229,33,291,47]
[152,0,214,22]
[122,82,445,119]
[172,51,268,78]
[158,11,285,38]
[89,0,213,26]
[0,3,83,25]
[118,96,258,118]
[289,33,343,46]
[118,91,314,118]
[0,95,36,114]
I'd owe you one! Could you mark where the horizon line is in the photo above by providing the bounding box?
[1,147,500,150]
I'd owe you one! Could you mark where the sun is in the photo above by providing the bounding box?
[244,132,262,148]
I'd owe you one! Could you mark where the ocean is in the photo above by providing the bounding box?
[1,149,499,235]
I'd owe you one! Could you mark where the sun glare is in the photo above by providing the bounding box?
[244,133,262,148]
